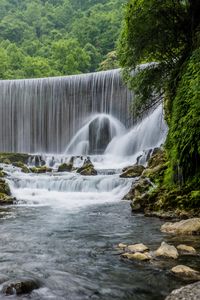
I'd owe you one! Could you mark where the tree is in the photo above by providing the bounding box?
[118,0,199,117]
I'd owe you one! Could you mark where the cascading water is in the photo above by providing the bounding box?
[0,69,132,153]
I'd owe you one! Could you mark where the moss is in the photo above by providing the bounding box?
[12,161,25,168]
[0,179,11,196]
[0,193,14,205]
[30,166,52,174]
[58,163,72,172]
[0,153,30,164]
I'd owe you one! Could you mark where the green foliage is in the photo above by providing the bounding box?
[166,49,200,184]
[0,0,126,79]
[118,0,199,117]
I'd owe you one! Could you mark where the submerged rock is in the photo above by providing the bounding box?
[165,282,200,300]
[2,278,40,295]
[177,244,197,254]
[161,218,200,235]
[155,242,179,259]
[127,243,149,253]
[120,165,145,178]
[171,265,200,281]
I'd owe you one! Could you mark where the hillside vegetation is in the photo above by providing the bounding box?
[0,0,125,79]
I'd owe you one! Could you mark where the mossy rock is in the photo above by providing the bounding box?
[21,166,31,173]
[0,179,11,196]
[58,162,73,172]
[0,193,14,205]
[0,153,31,164]
[77,158,94,174]
[30,166,52,174]
[120,165,145,178]
[123,178,152,201]
[80,167,97,176]
[147,148,166,169]
[3,159,11,165]
[0,171,6,178]
[13,161,25,168]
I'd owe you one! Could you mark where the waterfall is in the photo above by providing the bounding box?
[0,69,132,153]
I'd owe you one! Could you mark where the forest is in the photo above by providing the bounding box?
[0,0,124,79]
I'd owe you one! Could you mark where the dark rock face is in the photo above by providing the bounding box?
[2,278,40,295]
[165,282,200,300]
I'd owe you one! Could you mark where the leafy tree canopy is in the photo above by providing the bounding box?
[0,0,126,79]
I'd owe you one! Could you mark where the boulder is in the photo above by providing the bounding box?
[2,278,40,295]
[177,244,197,254]
[122,252,151,261]
[77,158,97,176]
[171,265,200,281]
[21,166,31,173]
[30,166,52,174]
[13,161,25,168]
[0,193,14,205]
[161,218,200,235]
[58,157,74,172]
[155,242,179,259]
[165,282,200,300]
[0,153,30,164]
[0,179,11,195]
[127,243,149,253]
[120,165,145,178]
[123,178,152,201]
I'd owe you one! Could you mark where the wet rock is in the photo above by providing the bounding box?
[177,244,197,254]
[165,282,200,300]
[3,158,11,165]
[0,153,30,164]
[77,158,97,176]
[21,166,31,173]
[147,148,166,169]
[155,242,179,259]
[122,252,151,261]
[127,243,149,253]
[0,179,11,196]
[142,164,167,181]
[2,278,40,295]
[13,161,25,168]
[117,243,127,250]
[58,157,74,172]
[0,193,15,205]
[161,218,200,235]
[123,178,152,201]
[130,193,149,213]
[171,265,200,281]
[30,166,52,174]
[120,165,145,178]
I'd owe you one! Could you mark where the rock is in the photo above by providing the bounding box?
[118,243,127,249]
[147,148,166,169]
[120,165,145,178]
[80,167,97,176]
[13,161,25,168]
[123,178,152,201]
[127,243,149,253]
[122,252,151,261]
[21,166,31,173]
[0,179,11,195]
[0,193,14,205]
[30,166,52,174]
[130,193,149,212]
[142,164,167,181]
[177,244,197,254]
[0,153,30,164]
[3,158,11,165]
[165,282,200,300]
[77,158,97,176]
[58,157,74,172]
[155,242,179,259]
[161,218,200,235]
[0,171,5,178]
[2,278,40,295]
[171,265,200,281]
